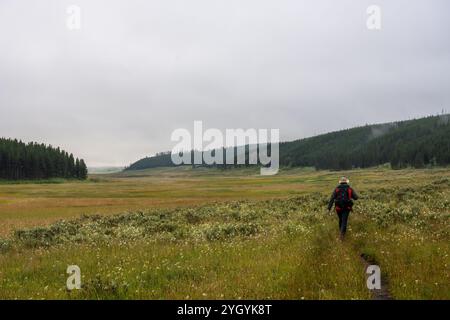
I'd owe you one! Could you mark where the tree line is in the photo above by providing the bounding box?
[0,138,88,180]
[280,114,450,170]
[125,114,450,171]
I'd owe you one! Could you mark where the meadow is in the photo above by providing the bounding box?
[0,166,448,299]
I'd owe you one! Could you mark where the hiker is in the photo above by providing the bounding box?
[327,176,359,240]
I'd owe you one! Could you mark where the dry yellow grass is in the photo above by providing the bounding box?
[0,166,448,299]
[1,166,448,237]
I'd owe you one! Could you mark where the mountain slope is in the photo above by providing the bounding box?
[125,114,450,171]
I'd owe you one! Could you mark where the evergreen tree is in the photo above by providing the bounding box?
[75,158,81,178]
[79,159,88,179]
[0,138,88,180]
[124,114,450,172]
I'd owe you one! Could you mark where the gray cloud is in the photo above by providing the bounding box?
[0,0,449,166]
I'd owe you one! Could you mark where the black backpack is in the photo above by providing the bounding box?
[335,185,353,209]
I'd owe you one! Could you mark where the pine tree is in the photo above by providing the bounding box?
[75,158,81,178]
[0,138,88,180]
[79,159,88,179]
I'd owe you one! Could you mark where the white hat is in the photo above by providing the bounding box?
[339,176,349,184]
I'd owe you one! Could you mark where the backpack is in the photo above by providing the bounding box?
[335,185,353,210]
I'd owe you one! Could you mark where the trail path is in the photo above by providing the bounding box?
[360,253,394,300]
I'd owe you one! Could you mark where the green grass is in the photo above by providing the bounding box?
[0,178,73,185]
[0,167,449,299]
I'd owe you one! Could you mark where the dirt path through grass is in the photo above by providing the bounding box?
[359,252,393,300]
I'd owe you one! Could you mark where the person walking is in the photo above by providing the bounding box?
[327,176,359,240]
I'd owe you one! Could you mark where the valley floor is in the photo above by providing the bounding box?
[0,167,449,299]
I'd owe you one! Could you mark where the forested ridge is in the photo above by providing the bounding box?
[280,114,450,169]
[0,138,87,180]
[126,114,450,171]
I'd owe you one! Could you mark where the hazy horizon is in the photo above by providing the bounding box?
[1,0,449,167]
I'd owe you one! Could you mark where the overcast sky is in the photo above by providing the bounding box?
[0,0,449,166]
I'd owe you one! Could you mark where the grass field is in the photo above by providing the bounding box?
[0,166,449,299]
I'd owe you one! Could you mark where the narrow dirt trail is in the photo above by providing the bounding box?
[360,253,394,300]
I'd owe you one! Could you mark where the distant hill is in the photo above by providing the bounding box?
[88,166,124,174]
[125,114,450,171]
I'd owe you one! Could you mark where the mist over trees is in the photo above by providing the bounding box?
[125,114,450,171]
[0,138,87,180]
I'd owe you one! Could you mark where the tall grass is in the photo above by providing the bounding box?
[0,175,448,299]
